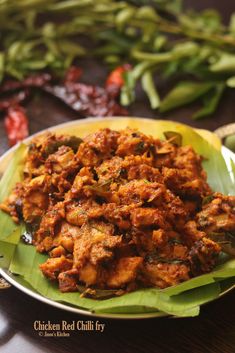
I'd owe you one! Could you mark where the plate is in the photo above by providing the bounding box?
[0,117,235,319]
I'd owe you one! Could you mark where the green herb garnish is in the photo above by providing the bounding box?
[163,131,182,146]
[202,194,214,206]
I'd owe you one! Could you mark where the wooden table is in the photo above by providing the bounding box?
[0,1,235,352]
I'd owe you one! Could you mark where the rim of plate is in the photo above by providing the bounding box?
[0,117,234,319]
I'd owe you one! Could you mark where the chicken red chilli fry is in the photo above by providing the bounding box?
[1,127,235,297]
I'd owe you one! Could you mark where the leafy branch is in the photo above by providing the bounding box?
[1,0,235,118]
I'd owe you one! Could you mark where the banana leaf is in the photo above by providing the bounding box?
[0,118,235,318]
[0,143,26,240]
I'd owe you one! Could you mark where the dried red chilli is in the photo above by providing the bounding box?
[0,66,128,122]
[0,66,128,148]
[46,66,128,116]
[106,64,132,97]
[4,105,29,146]
[45,82,128,117]
[0,90,29,112]
[64,66,83,84]
[0,73,52,93]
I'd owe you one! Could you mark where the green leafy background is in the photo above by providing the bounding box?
[0,118,235,317]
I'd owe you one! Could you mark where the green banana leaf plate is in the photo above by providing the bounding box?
[0,117,235,319]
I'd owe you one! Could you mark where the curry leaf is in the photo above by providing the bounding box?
[193,83,225,120]
[160,81,213,113]
[226,76,235,88]
[120,70,136,106]
[0,143,27,240]
[229,13,235,34]
[163,131,182,146]
[210,53,235,72]
[141,70,160,109]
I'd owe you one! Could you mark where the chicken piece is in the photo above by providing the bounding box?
[142,262,190,288]
[65,199,103,226]
[73,222,122,270]
[153,139,178,169]
[79,262,99,286]
[45,146,77,174]
[89,237,120,265]
[183,199,199,216]
[76,142,100,167]
[58,269,78,292]
[107,257,143,288]
[171,244,188,259]
[132,229,156,254]
[130,208,166,229]
[114,242,137,258]
[49,173,73,198]
[40,256,73,280]
[22,190,48,223]
[72,222,123,287]
[164,189,188,227]
[122,154,154,169]
[127,163,163,183]
[102,203,139,230]
[155,140,176,155]
[173,145,206,178]
[70,167,95,198]
[22,175,50,223]
[23,133,55,176]
[37,236,54,252]
[52,221,79,253]
[189,237,221,275]
[49,245,66,258]
[118,180,165,205]
[34,201,65,251]
[162,167,210,199]
[84,128,119,154]
[76,128,119,166]
[116,128,154,157]
[95,156,123,183]
[197,193,235,233]
[25,133,81,177]
[183,220,206,246]
[152,229,169,248]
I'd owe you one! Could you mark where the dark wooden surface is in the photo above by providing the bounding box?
[0,1,235,352]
